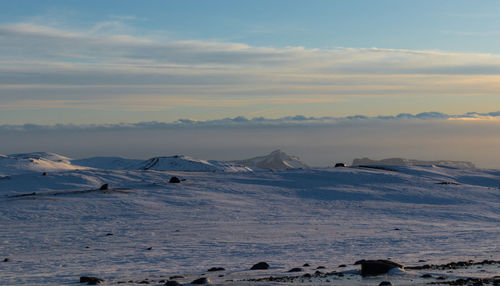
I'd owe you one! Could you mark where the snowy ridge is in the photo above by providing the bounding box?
[232,149,309,170]
[0,152,88,176]
[8,152,72,163]
[135,155,252,172]
[352,157,476,168]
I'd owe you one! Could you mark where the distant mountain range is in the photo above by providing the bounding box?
[0,151,477,177]
[352,157,476,168]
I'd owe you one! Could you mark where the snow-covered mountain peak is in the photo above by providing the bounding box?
[135,155,252,172]
[232,150,309,170]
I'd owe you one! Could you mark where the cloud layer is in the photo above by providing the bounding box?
[1,111,499,131]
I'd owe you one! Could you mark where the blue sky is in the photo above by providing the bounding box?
[3,0,500,52]
[1,0,500,124]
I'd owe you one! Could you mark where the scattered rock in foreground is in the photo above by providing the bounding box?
[406,259,500,270]
[354,259,403,276]
[245,270,345,283]
[169,275,184,279]
[99,184,109,190]
[3,258,9,262]
[164,281,182,286]
[251,262,270,270]
[288,267,303,272]
[190,277,209,284]
[436,181,460,185]
[79,276,103,285]
[430,277,500,285]
[207,267,225,272]
[379,281,392,286]
[169,176,181,183]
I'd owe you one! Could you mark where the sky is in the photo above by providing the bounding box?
[1,0,500,124]
[1,1,500,167]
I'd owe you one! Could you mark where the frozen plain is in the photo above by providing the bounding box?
[0,153,499,285]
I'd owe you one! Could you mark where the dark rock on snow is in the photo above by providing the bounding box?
[303,263,310,267]
[169,275,184,279]
[190,277,209,284]
[379,281,392,286]
[288,267,303,272]
[302,273,312,278]
[405,259,500,270]
[99,184,109,190]
[207,267,225,272]
[251,261,270,270]
[335,163,347,167]
[165,281,182,286]
[436,181,460,185]
[354,259,403,276]
[3,258,9,262]
[79,276,104,285]
[338,264,346,267]
[169,176,181,183]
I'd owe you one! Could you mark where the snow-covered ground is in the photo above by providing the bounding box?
[0,152,499,285]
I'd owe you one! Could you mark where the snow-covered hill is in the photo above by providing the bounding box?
[232,149,309,170]
[72,157,143,170]
[352,157,476,168]
[0,152,87,176]
[135,155,252,172]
